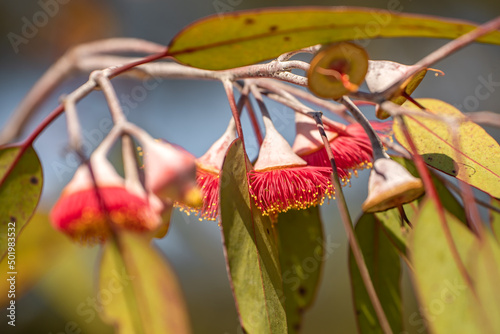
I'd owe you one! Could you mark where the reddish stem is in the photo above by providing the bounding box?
[1,49,169,191]
[312,112,393,334]
[245,99,264,146]
[222,80,245,146]
[397,116,476,293]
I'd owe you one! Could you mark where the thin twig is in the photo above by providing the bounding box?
[465,111,500,128]
[222,80,245,146]
[395,116,477,295]
[238,82,263,145]
[94,73,142,192]
[449,121,484,237]
[62,80,99,152]
[276,44,321,61]
[254,79,354,121]
[433,170,500,215]
[310,112,393,334]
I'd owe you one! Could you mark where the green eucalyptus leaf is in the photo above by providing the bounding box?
[277,207,325,333]
[0,145,43,259]
[393,99,500,198]
[349,213,403,334]
[219,139,287,334]
[410,199,500,333]
[168,7,500,70]
[99,232,191,334]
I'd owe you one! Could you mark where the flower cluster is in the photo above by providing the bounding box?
[180,112,392,221]
[51,109,393,240]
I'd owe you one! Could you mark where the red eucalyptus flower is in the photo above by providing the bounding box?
[292,112,392,180]
[140,135,202,208]
[50,155,162,244]
[180,119,236,220]
[248,117,334,217]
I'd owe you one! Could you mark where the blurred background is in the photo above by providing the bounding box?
[0,0,499,333]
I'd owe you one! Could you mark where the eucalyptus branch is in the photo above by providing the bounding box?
[254,79,354,121]
[276,44,321,61]
[310,111,393,334]
[260,90,347,132]
[0,38,165,145]
[380,16,500,101]
[77,56,310,84]
[1,53,313,147]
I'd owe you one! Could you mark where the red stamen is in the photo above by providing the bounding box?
[248,166,338,216]
[301,122,393,174]
[177,167,220,221]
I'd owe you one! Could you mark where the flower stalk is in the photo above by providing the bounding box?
[310,111,393,334]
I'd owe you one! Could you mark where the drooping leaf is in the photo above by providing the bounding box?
[219,139,287,334]
[277,207,325,333]
[99,232,191,334]
[0,145,43,259]
[410,199,500,333]
[349,213,403,334]
[168,7,500,70]
[393,98,500,198]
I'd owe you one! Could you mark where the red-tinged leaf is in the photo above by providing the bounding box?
[277,207,325,333]
[393,98,500,198]
[349,213,403,334]
[99,232,191,334]
[168,7,500,70]
[0,145,43,259]
[219,139,287,334]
